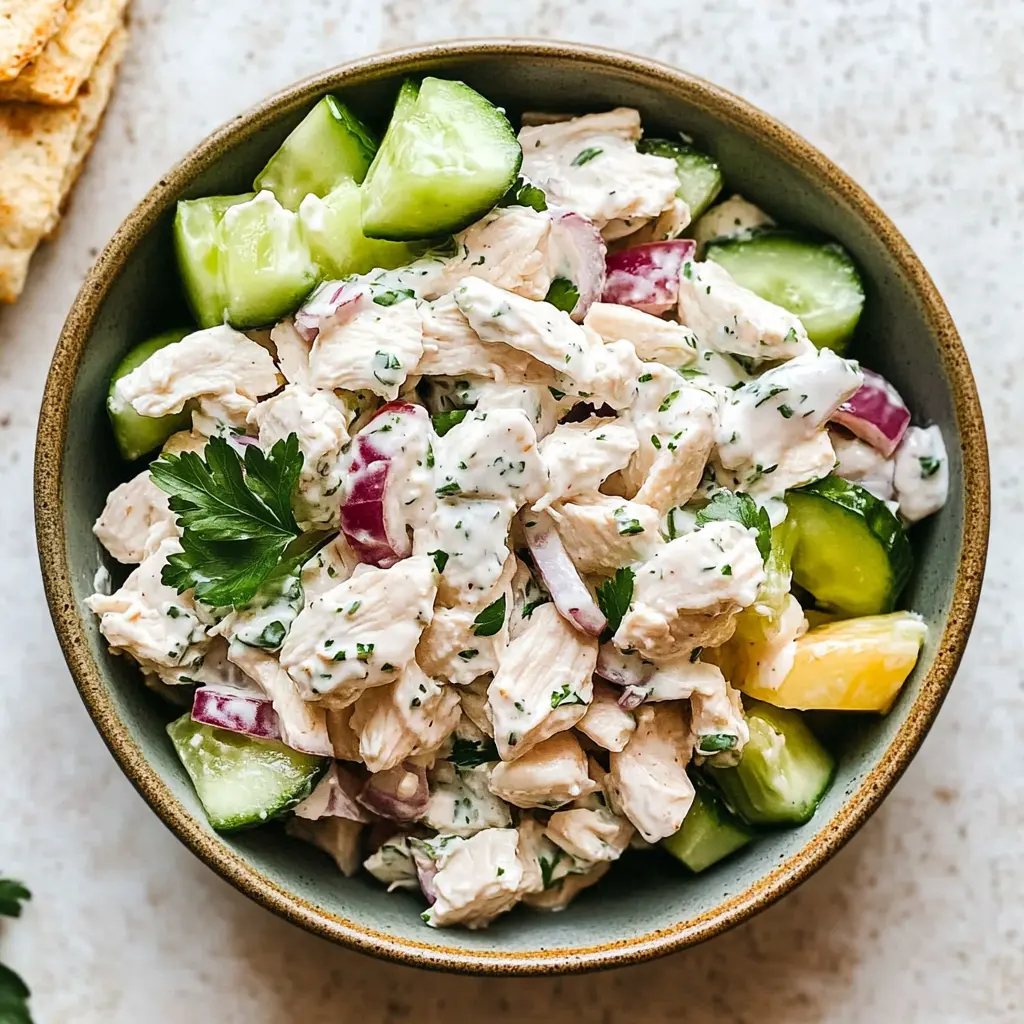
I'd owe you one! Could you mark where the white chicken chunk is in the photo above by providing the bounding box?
[279,556,436,701]
[309,299,424,400]
[588,336,645,411]
[225,643,332,756]
[488,731,596,809]
[584,302,699,366]
[160,430,208,457]
[614,522,765,662]
[487,603,597,761]
[416,292,558,385]
[423,760,512,836]
[111,325,282,433]
[618,364,719,512]
[507,556,551,641]
[689,672,750,765]
[519,108,679,236]
[459,678,494,738]
[677,260,814,361]
[421,828,525,929]
[300,536,361,604]
[893,425,949,523]
[416,597,508,686]
[325,705,362,761]
[606,703,695,842]
[715,347,861,501]
[270,318,313,386]
[714,429,838,504]
[544,806,634,863]
[433,407,546,505]
[286,817,364,876]
[690,194,774,256]
[534,417,638,510]
[364,836,420,892]
[474,380,563,440]
[93,470,178,564]
[454,278,602,393]
[516,815,592,896]
[247,384,351,529]
[548,494,661,575]
[576,680,636,751]
[830,428,896,502]
[414,499,517,608]
[349,661,461,772]
[639,658,728,702]
[86,539,209,677]
[522,861,610,911]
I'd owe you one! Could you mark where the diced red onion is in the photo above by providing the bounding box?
[357,761,429,822]
[520,511,607,637]
[191,686,281,742]
[617,685,649,711]
[339,401,426,568]
[595,643,655,688]
[549,209,607,322]
[831,368,911,458]
[294,279,372,341]
[602,239,696,315]
[409,842,439,904]
[294,762,375,822]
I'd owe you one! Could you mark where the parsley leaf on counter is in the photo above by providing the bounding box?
[152,434,325,607]
[0,877,32,1023]
[696,490,772,561]
[0,881,29,919]
[595,567,634,643]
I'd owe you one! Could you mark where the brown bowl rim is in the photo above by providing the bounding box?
[34,39,990,974]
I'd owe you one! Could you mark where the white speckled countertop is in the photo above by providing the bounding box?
[0,2,1020,1021]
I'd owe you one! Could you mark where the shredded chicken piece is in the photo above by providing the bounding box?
[488,731,596,809]
[93,470,178,564]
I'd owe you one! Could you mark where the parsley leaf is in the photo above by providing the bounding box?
[0,879,30,919]
[919,456,941,478]
[450,736,500,769]
[595,567,634,643]
[499,176,548,212]
[696,732,739,755]
[372,287,416,306]
[472,595,506,637]
[695,490,772,562]
[544,277,580,315]
[571,146,603,166]
[431,409,468,436]
[152,434,324,607]
[0,963,31,1024]
[551,683,585,709]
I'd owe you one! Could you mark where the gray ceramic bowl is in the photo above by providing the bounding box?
[35,41,989,973]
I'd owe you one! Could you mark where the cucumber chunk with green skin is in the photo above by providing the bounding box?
[174,193,253,328]
[706,230,865,353]
[638,138,723,219]
[708,699,835,827]
[299,179,422,278]
[107,328,193,461]
[787,475,912,616]
[217,191,321,329]
[662,778,754,872]
[361,77,523,240]
[254,95,378,211]
[167,713,328,831]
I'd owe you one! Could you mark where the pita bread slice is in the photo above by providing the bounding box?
[0,1,67,83]
[0,22,126,303]
[0,0,127,105]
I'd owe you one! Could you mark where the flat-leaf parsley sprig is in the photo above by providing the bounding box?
[150,433,330,608]
[0,877,32,1023]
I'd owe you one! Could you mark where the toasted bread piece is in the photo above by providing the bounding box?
[0,1,67,83]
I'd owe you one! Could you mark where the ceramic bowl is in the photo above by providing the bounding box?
[35,41,989,973]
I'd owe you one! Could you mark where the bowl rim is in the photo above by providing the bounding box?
[34,38,990,974]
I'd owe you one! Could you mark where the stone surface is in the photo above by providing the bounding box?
[0,1,1020,1021]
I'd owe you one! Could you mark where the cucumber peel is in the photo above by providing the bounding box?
[638,138,723,219]
[167,713,328,832]
[107,328,193,461]
[361,77,523,240]
[706,230,865,353]
[787,475,912,616]
[662,776,753,872]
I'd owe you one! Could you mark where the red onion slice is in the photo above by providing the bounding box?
[618,685,649,711]
[293,762,375,822]
[191,686,282,742]
[294,279,372,341]
[595,643,655,688]
[520,511,607,637]
[602,239,696,315]
[357,761,429,822]
[831,368,911,458]
[409,842,439,904]
[549,209,607,322]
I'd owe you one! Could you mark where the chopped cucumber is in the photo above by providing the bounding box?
[299,179,422,278]
[167,713,327,831]
[787,475,912,616]
[708,699,835,827]
[706,230,865,353]
[254,95,378,211]
[173,193,253,328]
[107,328,193,461]
[662,778,753,872]
[361,77,523,240]
[638,138,723,219]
